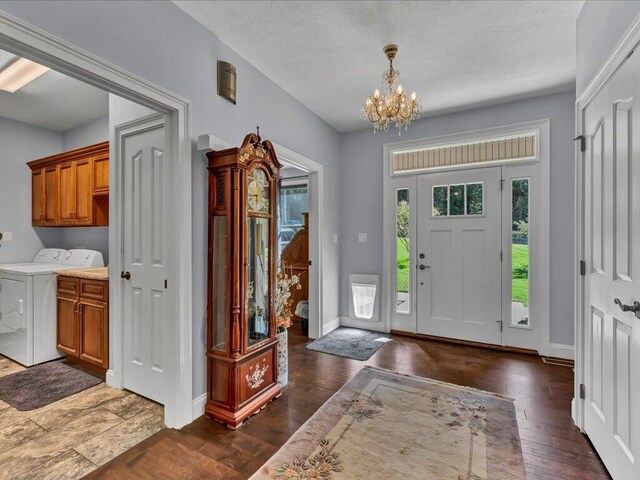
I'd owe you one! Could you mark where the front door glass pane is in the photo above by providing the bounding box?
[433,185,448,216]
[449,184,465,215]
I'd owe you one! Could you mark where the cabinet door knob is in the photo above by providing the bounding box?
[121,271,131,280]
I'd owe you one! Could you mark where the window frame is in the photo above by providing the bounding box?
[431,182,486,218]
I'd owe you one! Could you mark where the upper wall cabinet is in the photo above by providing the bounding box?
[28,142,109,227]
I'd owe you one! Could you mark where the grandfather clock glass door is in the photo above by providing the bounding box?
[247,217,270,345]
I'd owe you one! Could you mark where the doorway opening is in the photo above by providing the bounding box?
[383,120,550,354]
[278,163,310,338]
[0,12,192,430]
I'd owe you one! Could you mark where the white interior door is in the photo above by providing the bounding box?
[582,48,640,479]
[121,117,169,404]
[416,167,502,344]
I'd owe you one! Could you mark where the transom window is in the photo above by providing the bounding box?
[432,182,484,217]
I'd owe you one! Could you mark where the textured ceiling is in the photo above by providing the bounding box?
[0,50,108,132]
[175,0,583,132]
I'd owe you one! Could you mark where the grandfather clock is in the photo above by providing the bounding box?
[205,131,282,429]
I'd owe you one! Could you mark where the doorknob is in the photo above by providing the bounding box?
[418,264,430,270]
[121,271,131,280]
[614,298,640,318]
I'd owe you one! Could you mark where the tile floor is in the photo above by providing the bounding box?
[0,355,164,480]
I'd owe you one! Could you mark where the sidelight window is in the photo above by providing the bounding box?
[396,188,410,314]
[511,178,530,327]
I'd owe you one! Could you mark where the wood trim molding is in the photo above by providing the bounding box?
[27,141,109,169]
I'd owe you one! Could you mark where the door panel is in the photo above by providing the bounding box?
[44,166,58,225]
[582,48,640,479]
[59,161,75,224]
[79,300,107,368]
[56,295,78,357]
[75,159,93,225]
[122,120,168,404]
[416,167,502,345]
[31,168,44,224]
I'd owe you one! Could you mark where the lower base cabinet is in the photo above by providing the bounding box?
[57,275,108,374]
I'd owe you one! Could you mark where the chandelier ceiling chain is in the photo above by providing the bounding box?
[362,44,422,135]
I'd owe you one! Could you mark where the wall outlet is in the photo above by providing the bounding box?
[358,233,367,243]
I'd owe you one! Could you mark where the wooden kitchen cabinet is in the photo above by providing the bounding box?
[57,275,109,373]
[28,142,109,227]
[56,295,79,357]
[31,168,44,225]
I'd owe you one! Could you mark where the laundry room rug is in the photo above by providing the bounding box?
[306,327,391,361]
[0,360,102,410]
[249,366,526,480]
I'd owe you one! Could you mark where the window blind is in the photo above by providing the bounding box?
[392,134,535,173]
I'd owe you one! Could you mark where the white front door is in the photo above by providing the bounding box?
[121,117,169,404]
[582,47,640,479]
[416,167,502,344]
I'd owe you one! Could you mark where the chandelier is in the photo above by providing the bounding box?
[362,44,421,134]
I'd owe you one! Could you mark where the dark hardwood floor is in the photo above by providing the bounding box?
[84,328,611,480]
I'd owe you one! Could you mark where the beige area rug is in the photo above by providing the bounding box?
[250,366,526,480]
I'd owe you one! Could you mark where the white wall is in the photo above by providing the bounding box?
[0,116,61,263]
[577,1,640,95]
[0,0,341,400]
[62,115,108,151]
[339,90,576,347]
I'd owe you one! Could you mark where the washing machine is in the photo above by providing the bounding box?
[0,248,104,366]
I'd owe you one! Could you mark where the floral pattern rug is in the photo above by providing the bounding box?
[249,366,526,480]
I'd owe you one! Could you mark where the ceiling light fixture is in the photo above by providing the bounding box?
[0,57,50,93]
[362,44,421,134]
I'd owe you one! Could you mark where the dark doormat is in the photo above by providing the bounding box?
[0,360,102,410]
[306,327,391,361]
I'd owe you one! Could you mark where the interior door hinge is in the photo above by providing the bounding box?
[164,279,168,289]
[579,260,586,276]
[308,260,312,266]
[500,251,503,261]
[580,383,586,399]
[497,320,503,332]
[500,179,505,191]
[574,135,586,152]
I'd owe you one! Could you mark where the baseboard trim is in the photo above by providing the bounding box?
[548,343,575,360]
[340,316,386,332]
[390,330,538,356]
[192,393,207,421]
[105,369,117,388]
[323,317,341,334]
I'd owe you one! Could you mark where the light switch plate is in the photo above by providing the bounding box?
[1,231,10,241]
[333,233,338,243]
[358,233,367,243]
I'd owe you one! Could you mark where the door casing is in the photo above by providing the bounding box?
[383,119,550,355]
[574,12,640,433]
[0,11,193,428]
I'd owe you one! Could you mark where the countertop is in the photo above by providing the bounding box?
[58,267,109,280]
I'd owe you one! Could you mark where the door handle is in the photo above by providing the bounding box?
[614,298,640,318]
[418,264,430,270]
[121,271,131,280]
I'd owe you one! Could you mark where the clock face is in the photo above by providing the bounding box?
[248,169,269,212]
